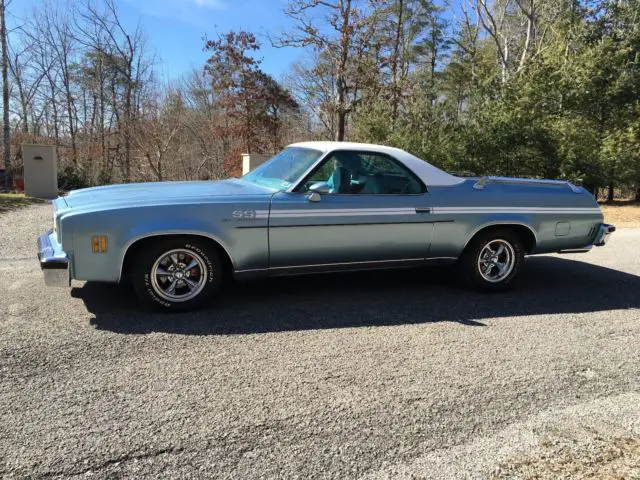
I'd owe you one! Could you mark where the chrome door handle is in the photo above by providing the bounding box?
[415,208,432,214]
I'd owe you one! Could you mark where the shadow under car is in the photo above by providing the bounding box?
[73,256,640,336]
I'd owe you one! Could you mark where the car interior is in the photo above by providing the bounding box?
[297,151,426,195]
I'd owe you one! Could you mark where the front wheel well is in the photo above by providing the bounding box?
[464,224,536,254]
[120,234,234,282]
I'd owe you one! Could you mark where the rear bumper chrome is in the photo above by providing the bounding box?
[594,223,616,247]
[37,230,70,287]
[558,223,615,254]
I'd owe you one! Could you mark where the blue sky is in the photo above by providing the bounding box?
[9,0,458,82]
[9,0,304,82]
[118,0,302,81]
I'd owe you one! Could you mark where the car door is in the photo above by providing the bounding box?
[268,150,434,272]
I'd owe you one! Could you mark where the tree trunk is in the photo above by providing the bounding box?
[1,0,11,189]
[607,183,614,202]
[64,73,77,165]
[336,110,346,142]
[607,159,616,202]
[48,76,60,159]
[391,0,404,124]
[99,58,105,174]
[15,70,29,134]
[335,0,351,142]
[430,19,438,106]
[124,84,132,182]
[335,63,347,141]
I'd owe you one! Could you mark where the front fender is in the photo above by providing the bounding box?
[118,228,237,282]
[66,202,269,283]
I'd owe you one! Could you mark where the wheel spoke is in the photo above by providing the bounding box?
[166,280,178,295]
[477,239,516,282]
[185,259,199,270]
[495,261,508,275]
[183,277,198,290]
[150,249,209,303]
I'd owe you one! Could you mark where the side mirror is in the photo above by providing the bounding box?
[307,181,330,203]
[309,181,331,194]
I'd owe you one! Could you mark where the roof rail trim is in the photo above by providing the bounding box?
[473,176,583,193]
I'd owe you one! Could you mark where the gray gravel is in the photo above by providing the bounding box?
[0,203,639,479]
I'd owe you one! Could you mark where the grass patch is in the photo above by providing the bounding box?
[0,193,47,214]
[600,202,640,228]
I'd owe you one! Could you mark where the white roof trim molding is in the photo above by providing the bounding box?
[289,141,464,187]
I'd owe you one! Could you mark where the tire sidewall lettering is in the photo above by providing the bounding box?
[140,242,218,309]
[185,244,215,284]
[144,273,171,308]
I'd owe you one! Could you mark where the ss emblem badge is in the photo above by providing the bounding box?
[232,210,257,220]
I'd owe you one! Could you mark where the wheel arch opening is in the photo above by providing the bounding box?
[120,234,234,282]
[465,224,537,254]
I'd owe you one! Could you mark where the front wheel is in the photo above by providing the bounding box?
[458,229,525,292]
[132,238,222,311]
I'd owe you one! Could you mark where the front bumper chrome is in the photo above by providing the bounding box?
[594,223,616,247]
[37,230,70,287]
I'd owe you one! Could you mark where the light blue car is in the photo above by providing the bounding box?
[38,142,615,311]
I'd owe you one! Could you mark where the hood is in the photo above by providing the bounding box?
[62,179,272,209]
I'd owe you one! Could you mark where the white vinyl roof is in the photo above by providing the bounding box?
[289,141,464,187]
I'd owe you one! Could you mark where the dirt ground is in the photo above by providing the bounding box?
[601,202,640,228]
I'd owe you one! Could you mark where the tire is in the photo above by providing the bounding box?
[457,229,525,292]
[132,237,222,311]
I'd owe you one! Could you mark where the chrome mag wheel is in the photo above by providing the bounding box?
[150,249,208,303]
[477,239,516,283]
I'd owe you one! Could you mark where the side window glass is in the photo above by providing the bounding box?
[307,158,335,184]
[297,151,425,195]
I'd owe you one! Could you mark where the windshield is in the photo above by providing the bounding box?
[242,147,323,190]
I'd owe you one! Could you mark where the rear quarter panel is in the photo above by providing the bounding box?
[426,181,603,258]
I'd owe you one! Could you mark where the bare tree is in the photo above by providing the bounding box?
[8,36,46,134]
[76,0,152,182]
[475,0,511,83]
[274,0,367,141]
[2,0,308,186]
[1,0,11,188]
[134,86,184,181]
[473,0,545,82]
[37,2,79,162]
[285,53,338,139]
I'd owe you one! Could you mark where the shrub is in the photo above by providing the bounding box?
[58,164,91,191]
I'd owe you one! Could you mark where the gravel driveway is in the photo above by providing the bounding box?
[1,204,639,479]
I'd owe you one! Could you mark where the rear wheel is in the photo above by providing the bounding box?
[132,238,222,311]
[458,229,525,292]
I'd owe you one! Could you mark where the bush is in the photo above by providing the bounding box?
[58,164,91,191]
[96,169,114,186]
